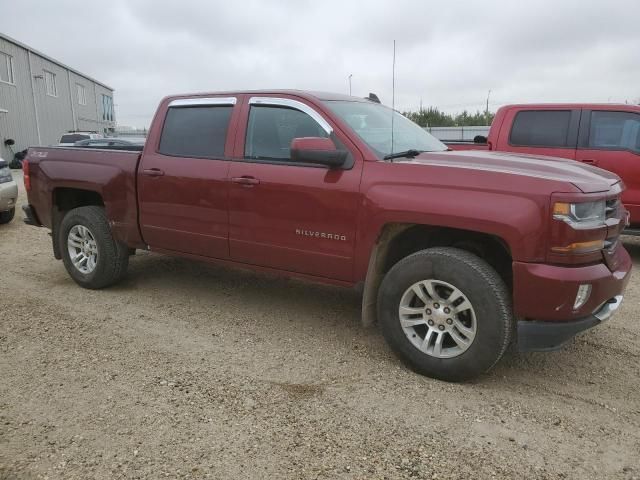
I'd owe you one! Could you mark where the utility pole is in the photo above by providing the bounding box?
[391,40,396,154]
[485,89,492,125]
[348,74,353,96]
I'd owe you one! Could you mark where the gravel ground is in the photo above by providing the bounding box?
[1,172,639,480]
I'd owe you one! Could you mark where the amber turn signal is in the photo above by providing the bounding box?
[551,239,605,254]
[552,202,571,216]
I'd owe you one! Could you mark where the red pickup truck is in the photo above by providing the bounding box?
[22,91,632,381]
[447,104,640,231]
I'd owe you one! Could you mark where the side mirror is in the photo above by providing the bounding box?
[290,137,347,168]
[473,135,487,144]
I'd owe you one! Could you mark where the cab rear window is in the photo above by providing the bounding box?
[60,134,90,143]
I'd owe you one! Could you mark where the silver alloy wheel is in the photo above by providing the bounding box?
[67,225,99,274]
[399,279,477,358]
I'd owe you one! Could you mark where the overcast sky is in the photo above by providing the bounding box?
[3,0,639,127]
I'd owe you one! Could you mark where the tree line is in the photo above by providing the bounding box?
[403,107,495,127]
[404,98,640,127]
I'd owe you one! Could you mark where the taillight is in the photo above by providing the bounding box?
[23,159,31,192]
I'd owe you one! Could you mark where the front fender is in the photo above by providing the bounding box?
[354,184,549,281]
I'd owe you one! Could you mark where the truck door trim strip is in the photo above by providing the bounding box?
[168,97,237,107]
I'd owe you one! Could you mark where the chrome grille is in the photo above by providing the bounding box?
[605,197,620,219]
[604,195,623,255]
[604,238,618,251]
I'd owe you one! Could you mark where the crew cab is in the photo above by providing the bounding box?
[446,104,640,231]
[22,91,632,381]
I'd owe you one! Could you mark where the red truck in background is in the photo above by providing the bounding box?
[446,104,640,232]
[21,91,632,381]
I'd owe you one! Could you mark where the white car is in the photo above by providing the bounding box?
[0,158,18,224]
[58,132,104,146]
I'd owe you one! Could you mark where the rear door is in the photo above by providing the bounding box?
[138,96,241,258]
[576,109,640,224]
[227,95,363,281]
[496,108,580,160]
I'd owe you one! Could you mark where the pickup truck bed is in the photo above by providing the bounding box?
[446,141,489,151]
[26,147,144,249]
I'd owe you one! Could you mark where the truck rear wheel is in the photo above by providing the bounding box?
[59,206,129,289]
[0,207,15,224]
[377,247,513,382]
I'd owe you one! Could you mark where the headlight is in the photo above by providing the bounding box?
[0,165,13,184]
[552,200,606,229]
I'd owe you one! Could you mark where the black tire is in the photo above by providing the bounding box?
[0,207,15,224]
[377,247,513,382]
[59,206,129,289]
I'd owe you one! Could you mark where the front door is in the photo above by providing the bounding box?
[138,96,240,258]
[576,109,640,225]
[227,96,363,281]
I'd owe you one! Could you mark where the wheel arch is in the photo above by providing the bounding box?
[361,223,513,327]
[51,187,105,259]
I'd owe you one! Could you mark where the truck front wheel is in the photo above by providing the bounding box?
[59,206,129,289]
[378,247,513,382]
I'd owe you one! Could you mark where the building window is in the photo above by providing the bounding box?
[101,94,114,122]
[77,83,87,105]
[0,51,15,84]
[44,70,57,97]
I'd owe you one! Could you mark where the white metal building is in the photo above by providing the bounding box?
[0,33,115,161]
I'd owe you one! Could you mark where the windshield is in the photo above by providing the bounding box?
[324,100,447,158]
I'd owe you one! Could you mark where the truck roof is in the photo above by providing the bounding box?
[162,90,369,103]
[501,103,640,111]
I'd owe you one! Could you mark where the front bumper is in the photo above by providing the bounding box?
[0,180,18,212]
[517,295,623,351]
[513,245,631,322]
[513,244,631,352]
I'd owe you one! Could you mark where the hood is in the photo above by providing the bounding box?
[398,150,620,194]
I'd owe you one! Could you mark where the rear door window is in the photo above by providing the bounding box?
[588,111,640,153]
[159,106,233,158]
[510,110,572,147]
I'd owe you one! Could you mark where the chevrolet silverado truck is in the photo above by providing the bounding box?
[447,103,640,233]
[22,91,632,381]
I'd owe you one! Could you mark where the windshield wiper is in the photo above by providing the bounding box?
[383,149,423,161]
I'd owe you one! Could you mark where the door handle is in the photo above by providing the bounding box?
[231,176,260,186]
[142,168,165,177]
[582,159,598,165]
